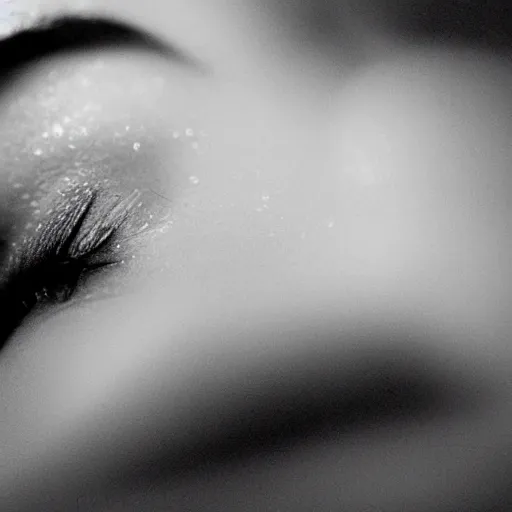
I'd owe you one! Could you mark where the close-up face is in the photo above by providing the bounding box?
[3,1,512,511]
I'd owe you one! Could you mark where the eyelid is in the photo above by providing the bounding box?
[0,186,144,347]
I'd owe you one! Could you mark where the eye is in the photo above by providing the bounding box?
[0,15,199,349]
[0,185,147,347]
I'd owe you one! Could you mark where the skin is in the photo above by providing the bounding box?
[2,1,512,510]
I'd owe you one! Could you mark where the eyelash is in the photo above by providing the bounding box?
[0,188,140,346]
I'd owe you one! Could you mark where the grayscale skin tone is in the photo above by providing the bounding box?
[2,1,512,511]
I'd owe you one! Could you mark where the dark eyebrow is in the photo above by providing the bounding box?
[0,14,199,82]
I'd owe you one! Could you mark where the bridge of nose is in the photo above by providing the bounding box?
[190,43,512,346]
[309,49,512,335]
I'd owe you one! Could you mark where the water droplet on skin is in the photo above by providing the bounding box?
[42,132,49,139]
[21,193,30,200]
[327,220,335,229]
[29,201,38,208]
[262,194,270,202]
[191,142,199,150]
[68,144,76,149]
[33,148,43,156]
[172,131,180,139]
[12,183,22,189]
[133,142,141,152]
[189,176,200,185]
[52,123,64,137]
[185,128,194,137]
[125,125,131,132]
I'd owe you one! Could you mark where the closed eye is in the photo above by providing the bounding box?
[0,14,196,348]
[0,187,143,349]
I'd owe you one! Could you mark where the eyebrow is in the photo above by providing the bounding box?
[0,14,199,82]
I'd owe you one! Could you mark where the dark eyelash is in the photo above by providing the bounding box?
[0,188,140,347]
